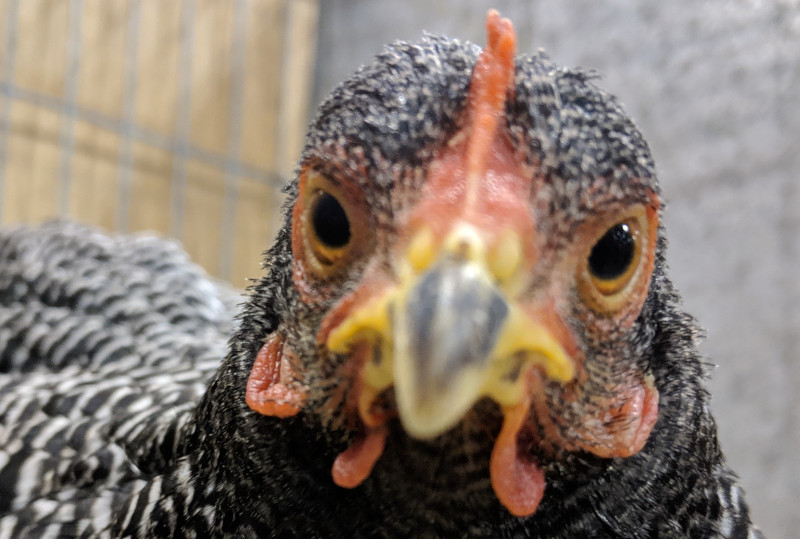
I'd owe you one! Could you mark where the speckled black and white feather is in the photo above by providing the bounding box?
[0,32,764,538]
[0,221,238,537]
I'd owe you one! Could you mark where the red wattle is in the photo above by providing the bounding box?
[332,425,388,489]
[490,392,545,517]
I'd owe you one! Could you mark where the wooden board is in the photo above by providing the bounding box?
[67,120,120,229]
[128,141,172,236]
[2,101,61,222]
[0,0,319,286]
[232,175,278,287]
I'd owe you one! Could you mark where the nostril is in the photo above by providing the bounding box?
[454,238,472,258]
[443,222,486,264]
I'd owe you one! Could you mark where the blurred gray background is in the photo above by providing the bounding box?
[315,1,798,537]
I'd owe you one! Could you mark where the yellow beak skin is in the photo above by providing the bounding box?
[326,228,574,440]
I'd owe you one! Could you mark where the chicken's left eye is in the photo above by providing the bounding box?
[576,211,651,311]
[312,191,351,249]
[588,223,635,282]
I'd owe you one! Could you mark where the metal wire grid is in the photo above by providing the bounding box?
[0,0,294,282]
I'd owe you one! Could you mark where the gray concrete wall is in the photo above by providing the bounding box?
[314,1,800,537]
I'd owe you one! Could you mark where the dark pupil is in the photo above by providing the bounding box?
[588,223,635,280]
[312,191,351,248]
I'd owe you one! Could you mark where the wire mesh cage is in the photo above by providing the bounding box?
[0,0,318,286]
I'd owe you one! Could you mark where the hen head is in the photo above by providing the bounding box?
[245,11,662,517]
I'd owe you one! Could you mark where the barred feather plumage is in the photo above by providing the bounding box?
[0,221,236,537]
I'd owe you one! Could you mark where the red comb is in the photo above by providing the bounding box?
[464,10,517,207]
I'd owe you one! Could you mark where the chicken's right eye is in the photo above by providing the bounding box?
[311,191,351,249]
[295,171,372,277]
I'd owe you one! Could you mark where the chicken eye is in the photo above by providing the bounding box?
[588,223,635,281]
[297,172,371,276]
[311,191,351,249]
[576,206,657,315]
[581,218,643,301]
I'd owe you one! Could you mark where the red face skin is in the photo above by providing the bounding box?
[246,10,661,518]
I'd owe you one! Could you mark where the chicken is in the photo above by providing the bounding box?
[0,10,762,538]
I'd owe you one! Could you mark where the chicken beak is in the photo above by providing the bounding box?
[393,256,509,438]
[327,224,574,440]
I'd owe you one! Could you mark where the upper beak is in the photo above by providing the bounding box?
[327,224,574,439]
[393,256,509,437]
